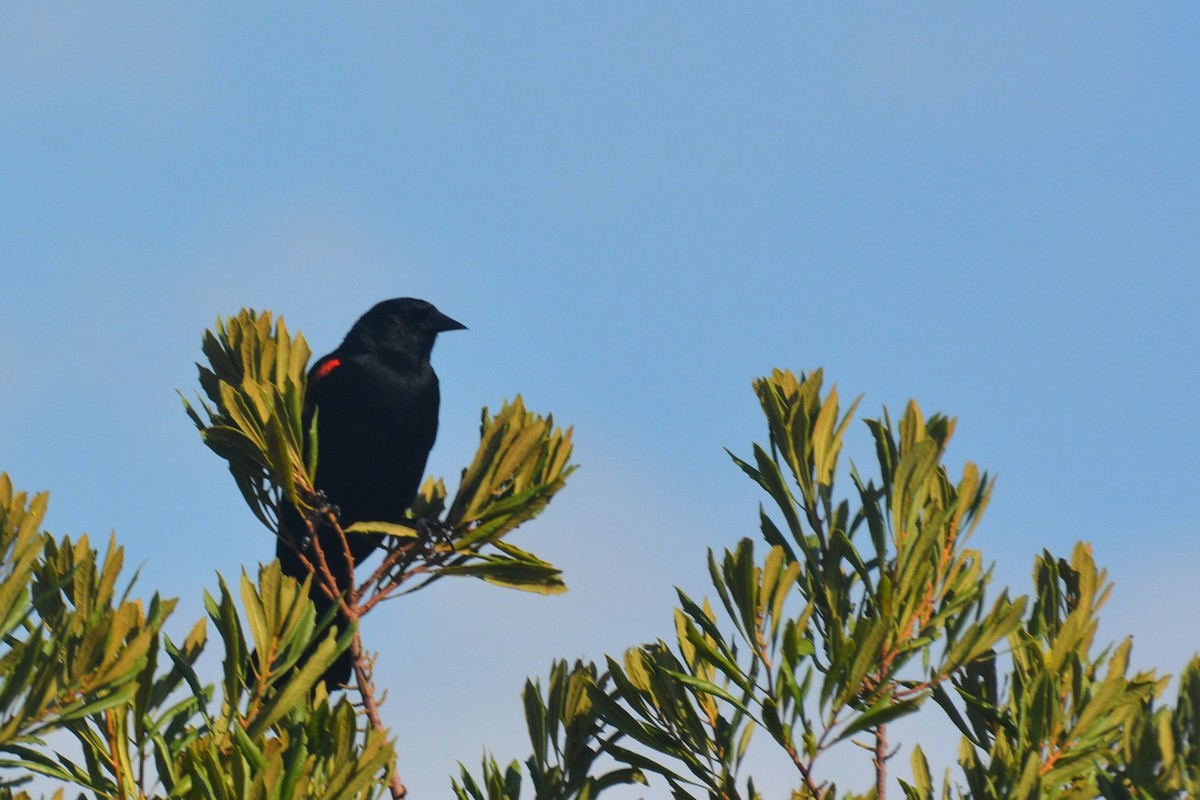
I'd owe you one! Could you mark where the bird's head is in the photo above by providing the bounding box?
[343,297,466,362]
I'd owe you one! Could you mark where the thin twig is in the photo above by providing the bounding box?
[782,739,823,797]
[307,522,355,618]
[353,632,407,799]
[874,723,888,800]
[360,541,457,614]
[326,508,359,605]
[359,537,422,597]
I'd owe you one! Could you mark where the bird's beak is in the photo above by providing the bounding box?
[432,311,467,333]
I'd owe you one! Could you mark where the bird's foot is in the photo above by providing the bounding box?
[416,518,455,551]
[308,490,342,528]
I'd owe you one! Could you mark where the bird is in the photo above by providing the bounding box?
[277,297,465,688]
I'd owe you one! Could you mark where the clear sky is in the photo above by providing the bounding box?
[2,4,1198,796]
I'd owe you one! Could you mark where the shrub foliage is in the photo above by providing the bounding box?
[1,314,1195,798]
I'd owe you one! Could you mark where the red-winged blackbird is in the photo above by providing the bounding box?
[278,298,465,687]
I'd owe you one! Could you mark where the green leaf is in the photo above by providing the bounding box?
[246,625,352,739]
[662,670,751,715]
[435,554,566,595]
[833,695,922,743]
[344,521,421,539]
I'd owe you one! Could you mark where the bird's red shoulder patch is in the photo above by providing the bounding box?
[311,357,342,383]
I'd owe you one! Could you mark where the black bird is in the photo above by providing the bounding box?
[278,298,465,687]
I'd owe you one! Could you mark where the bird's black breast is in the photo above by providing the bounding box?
[305,352,440,528]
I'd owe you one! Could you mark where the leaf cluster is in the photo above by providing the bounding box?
[1099,655,1200,797]
[5,305,580,798]
[458,369,1198,799]
[452,661,644,800]
[934,545,1159,799]
[182,310,314,529]
[0,474,393,798]
[183,309,574,601]
[176,308,576,796]
[8,338,1199,799]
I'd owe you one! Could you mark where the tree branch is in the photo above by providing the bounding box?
[874,723,888,800]
[353,631,407,800]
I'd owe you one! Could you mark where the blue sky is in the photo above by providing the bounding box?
[2,4,1198,795]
